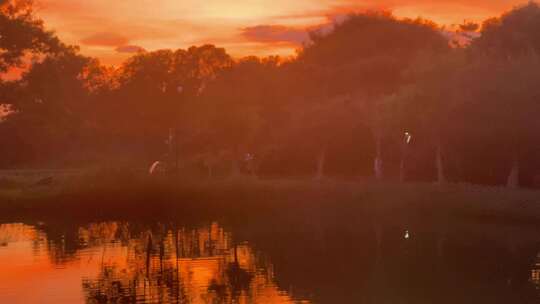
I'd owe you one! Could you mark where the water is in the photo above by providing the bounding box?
[1,216,540,303]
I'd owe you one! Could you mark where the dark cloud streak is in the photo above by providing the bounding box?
[115,45,146,53]
[81,32,129,47]
[241,25,309,44]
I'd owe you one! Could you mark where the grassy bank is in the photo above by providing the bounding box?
[1,169,540,228]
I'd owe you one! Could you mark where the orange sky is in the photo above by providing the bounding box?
[34,0,525,66]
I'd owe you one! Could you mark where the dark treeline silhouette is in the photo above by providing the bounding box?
[2,0,540,187]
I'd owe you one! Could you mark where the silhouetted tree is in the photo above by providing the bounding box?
[0,0,63,73]
[473,2,540,57]
[198,56,282,177]
[399,50,467,184]
[0,50,101,165]
[297,12,449,180]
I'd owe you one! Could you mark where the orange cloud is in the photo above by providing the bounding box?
[81,32,129,47]
[115,45,146,54]
[34,0,527,65]
[241,25,309,44]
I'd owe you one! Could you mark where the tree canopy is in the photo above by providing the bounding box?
[0,0,63,73]
[2,2,540,187]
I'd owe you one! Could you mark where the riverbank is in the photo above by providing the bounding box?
[1,169,540,228]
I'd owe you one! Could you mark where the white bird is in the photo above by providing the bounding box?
[149,161,164,175]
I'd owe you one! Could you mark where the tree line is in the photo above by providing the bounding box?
[2,0,540,187]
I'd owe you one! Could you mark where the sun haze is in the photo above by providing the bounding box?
[36,0,522,65]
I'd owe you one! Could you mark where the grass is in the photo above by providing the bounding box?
[1,168,540,229]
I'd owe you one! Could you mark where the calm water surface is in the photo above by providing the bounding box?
[1,216,540,303]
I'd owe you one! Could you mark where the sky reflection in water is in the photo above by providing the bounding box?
[0,222,304,304]
[1,219,540,303]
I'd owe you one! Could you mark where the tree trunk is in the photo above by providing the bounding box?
[436,233,446,259]
[374,223,383,264]
[507,158,520,188]
[399,135,410,183]
[230,159,241,177]
[374,136,383,181]
[174,128,179,172]
[315,148,326,180]
[167,128,175,172]
[455,157,464,183]
[435,143,446,185]
[207,165,213,179]
[399,159,405,183]
[230,148,242,178]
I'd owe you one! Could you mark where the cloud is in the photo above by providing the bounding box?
[115,45,146,53]
[240,14,347,46]
[37,0,525,65]
[241,25,309,44]
[80,32,129,47]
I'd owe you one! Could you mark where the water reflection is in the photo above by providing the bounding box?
[531,252,540,288]
[2,219,540,303]
[0,222,306,304]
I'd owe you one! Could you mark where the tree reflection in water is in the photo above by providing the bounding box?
[2,219,540,304]
[76,222,297,303]
[0,222,303,304]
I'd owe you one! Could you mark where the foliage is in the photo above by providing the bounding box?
[2,3,540,187]
[0,0,63,73]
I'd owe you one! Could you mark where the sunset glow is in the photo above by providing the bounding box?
[36,0,523,65]
[4,0,540,302]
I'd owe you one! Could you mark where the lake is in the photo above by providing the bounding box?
[1,211,540,304]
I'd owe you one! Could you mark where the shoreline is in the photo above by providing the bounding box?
[1,174,540,227]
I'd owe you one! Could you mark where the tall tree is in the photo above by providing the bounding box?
[197,56,283,177]
[469,2,540,187]
[399,50,467,185]
[458,53,540,188]
[473,2,540,57]
[0,0,62,73]
[112,45,233,165]
[297,12,449,180]
[0,50,102,165]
